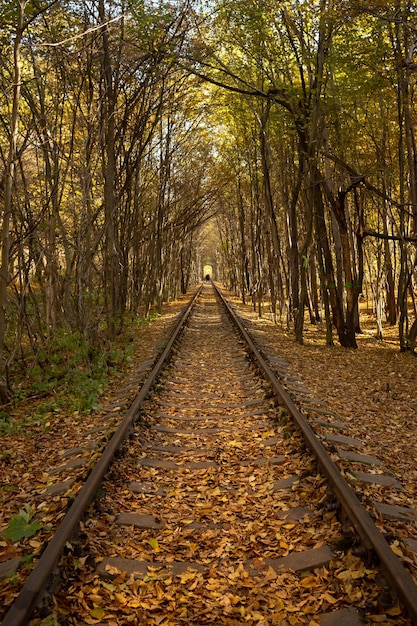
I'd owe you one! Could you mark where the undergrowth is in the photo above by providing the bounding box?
[1,313,160,435]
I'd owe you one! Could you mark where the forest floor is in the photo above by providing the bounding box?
[0,285,416,622]
[0,294,190,615]
[227,290,417,498]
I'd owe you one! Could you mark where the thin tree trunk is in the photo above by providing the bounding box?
[260,105,283,320]
[0,0,26,398]
[99,0,119,337]
[237,177,248,304]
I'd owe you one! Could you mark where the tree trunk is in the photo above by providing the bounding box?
[407,315,417,354]
[99,0,120,337]
[311,166,353,346]
[237,177,249,304]
[0,0,26,396]
[260,105,283,321]
[384,221,397,325]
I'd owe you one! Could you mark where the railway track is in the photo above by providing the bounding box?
[1,283,417,625]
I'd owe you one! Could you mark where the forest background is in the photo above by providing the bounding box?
[0,0,416,413]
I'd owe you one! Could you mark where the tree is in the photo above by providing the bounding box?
[185,0,417,350]
[0,0,61,395]
[0,0,219,397]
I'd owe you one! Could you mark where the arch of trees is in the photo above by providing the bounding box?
[186,0,417,351]
[0,0,416,399]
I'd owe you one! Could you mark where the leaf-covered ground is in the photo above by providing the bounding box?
[0,298,189,614]
[1,287,416,625]
[228,294,417,581]
[28,289,408,624]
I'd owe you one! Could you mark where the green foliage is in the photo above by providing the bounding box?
[3,504,42,542]
[0,1,19,28]
[138,312,161,325]
[0,310,164,438]
[26,330,115,416]
[25,315,159,417]
[79,379,104,413]
[0,411,13,434]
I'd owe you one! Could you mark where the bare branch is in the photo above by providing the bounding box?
[361,228,417,244]
[40,14,124,47]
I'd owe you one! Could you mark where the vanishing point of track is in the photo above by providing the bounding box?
[2,283,417,625]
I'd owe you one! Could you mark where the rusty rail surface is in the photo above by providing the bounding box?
[1,285,202,626]
[213,283,417,625]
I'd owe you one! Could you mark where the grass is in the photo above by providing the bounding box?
[1,313,161,435]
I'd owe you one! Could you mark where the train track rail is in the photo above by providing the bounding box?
[1,283,417,625]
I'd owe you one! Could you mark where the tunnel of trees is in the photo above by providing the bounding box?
[0,0,417,399]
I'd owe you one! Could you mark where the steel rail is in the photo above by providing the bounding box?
[1,285,203,626]
[214,283,417,625]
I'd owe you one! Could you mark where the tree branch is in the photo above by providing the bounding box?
[324,151,414,215]
[178,58,295,116]
[361,228,417,244]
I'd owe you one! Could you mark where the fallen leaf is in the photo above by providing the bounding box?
[90,607,106,620]
[148,537,161,552]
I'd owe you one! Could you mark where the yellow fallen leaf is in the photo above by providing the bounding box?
[90,607,106,620]
[127,600,142,608]
[272,598,285,611]
[321,592,338,604]
[228,566,242,580]
[114,593,127,605]
[88,594,103,603]
[386,606,402,616]
[262,566,277,582]
[391,543,404,557]
[155,583,165,600]
[300,575,317,588]
[148,537,161,552]
[337,562,368,581]
[179,570,197,584]
[206,578,220,590]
